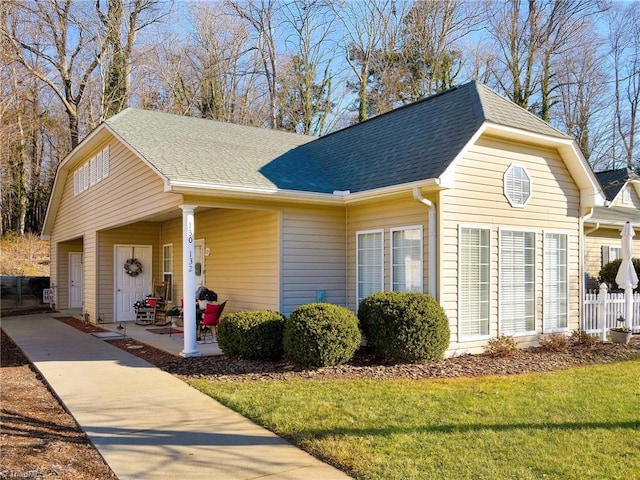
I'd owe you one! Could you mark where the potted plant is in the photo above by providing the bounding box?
[610,316,632,345]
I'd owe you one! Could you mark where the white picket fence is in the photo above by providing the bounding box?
[583,284,640,336]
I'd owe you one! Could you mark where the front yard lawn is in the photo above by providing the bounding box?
[191,359,640,480]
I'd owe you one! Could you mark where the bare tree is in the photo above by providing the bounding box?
[96,0,172,119]
[227,0,281,129]
[555,33,608,165]
[608,3,640,170]
[399,0,485,101]
[330,0,397,122]
[277,0,336,135]
[1,0,108,148]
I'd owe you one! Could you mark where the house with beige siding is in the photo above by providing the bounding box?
[584,168,640,290]
[42,81,605,356]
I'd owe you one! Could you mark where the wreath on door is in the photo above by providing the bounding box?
[124,258,143,277]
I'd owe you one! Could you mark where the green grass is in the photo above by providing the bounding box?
[191,360,640,480]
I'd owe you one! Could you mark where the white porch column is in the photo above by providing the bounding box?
[180,205,201,357]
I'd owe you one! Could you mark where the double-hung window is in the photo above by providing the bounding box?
[500,230,535,335]
[357,230,384,306]
[544,233,568,331]
[163,244,173,302]
[459,226,491,338]
[391,226,423,293]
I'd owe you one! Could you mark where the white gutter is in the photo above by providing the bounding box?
[413,188,437,298]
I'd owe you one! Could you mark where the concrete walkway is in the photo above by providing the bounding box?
[1,314,351,480]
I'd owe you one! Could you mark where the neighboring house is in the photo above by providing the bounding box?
[584,168,640,290]
[42,81,605,356]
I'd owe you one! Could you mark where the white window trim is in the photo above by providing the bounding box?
[163,243,174,302]
[356,229,384,307]
[73,144,110,196]
[457,224,492,342]
[498,227,537,337]
[543,230,570,333]
[390,225,424,294]
[622,187,631,204]
[504,164,532,208]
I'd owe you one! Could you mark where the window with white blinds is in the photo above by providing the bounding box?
[357,230,384,306]
[73,145,110,195]
[544,233,568,331]
[500,230,535,334]
[504,165,531,207]
[391,226,423,293]
[459,226,491,338]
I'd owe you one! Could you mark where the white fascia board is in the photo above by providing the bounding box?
[168,181,345,205]
[42,124,113,237]
[341,178,443,203]
[441,122,605,208]
[167,178,443,205]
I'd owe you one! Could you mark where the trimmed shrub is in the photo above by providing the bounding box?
[283,303,361,367]
[598,258,640,293]
[217,310,285,360]
[358,292,450,363]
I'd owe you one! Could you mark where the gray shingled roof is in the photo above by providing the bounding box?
[595,169,630,202]
[107,81,572,195]
[106,108,322,191]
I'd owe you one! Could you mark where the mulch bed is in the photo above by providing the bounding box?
[1,329,117,479]
[53,316,640,382]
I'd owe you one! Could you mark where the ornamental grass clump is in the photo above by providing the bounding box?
[283,303,361,367]
[217,310,286,360]
[358,291,450,363]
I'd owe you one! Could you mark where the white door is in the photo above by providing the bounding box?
[195,239,205,287]
[69,252,83,308]
[114,245,153,321]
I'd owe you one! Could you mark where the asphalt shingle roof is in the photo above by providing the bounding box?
[106,81,572,195]
[106,109,321,190]
[595,169,630,202]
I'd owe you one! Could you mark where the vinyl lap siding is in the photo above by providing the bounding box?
[281,206,346,316]
[442,136,581,353]
[346,197,432,311]
[585,229,640,290]
[53,238,83,309]
[610,182,640,208]
[50,137,182,321]
[50,139,182,242]
[196,208,280,313]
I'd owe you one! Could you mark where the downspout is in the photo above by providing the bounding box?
[413,188,437,298]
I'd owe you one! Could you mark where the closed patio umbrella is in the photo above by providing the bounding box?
[615,221,638,330]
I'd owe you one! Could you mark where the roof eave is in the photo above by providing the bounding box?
[41,124,113,237]
[454,122,605,209]
[166,178,445,205]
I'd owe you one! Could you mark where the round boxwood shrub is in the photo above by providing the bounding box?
[217,310,286,360]
[358,291,450,363]
[599,258,640,292]
[283,303,361,367]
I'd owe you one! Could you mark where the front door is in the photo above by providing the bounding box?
[114,245,152,321]
[69,252,83,308]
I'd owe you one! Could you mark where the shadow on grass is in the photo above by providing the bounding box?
[306,419,640,439]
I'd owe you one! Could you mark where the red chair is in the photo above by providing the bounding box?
[199,301,226,343]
